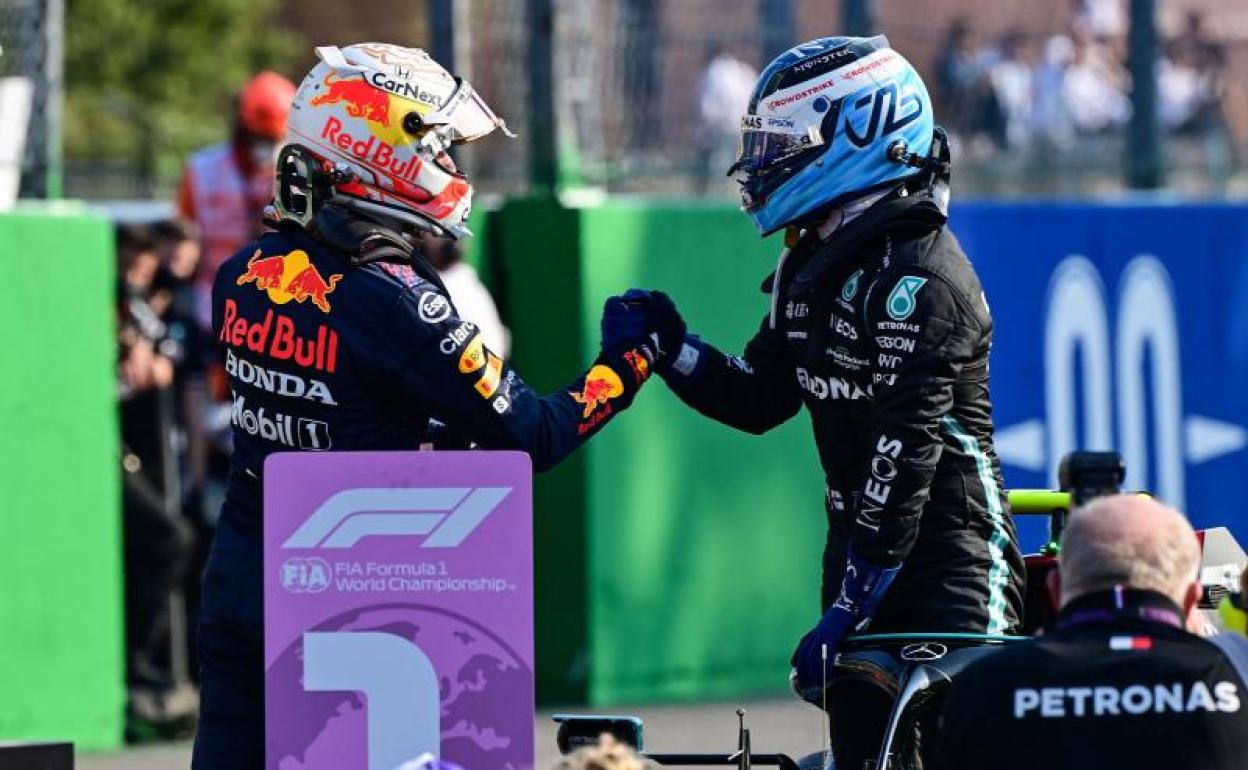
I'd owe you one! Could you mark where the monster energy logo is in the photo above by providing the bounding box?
[886,276,927,321]
[841,269,864,302]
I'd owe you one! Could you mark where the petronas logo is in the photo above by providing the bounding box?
[886,276,928,321]
[841,269,864,302]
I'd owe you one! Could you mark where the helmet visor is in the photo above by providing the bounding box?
[729,116,823,177]
[422,78,516,143]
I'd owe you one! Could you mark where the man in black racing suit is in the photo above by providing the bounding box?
[664,187,1025,636]
[192,43,660,769]
[606,36,1026,769]
[652,186,1026,766]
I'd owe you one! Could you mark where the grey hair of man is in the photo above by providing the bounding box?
[553,735,650,770]
[1055,494,1201,609]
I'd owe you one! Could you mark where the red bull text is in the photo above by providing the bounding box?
[219,299,340,374]
[321,117,421,183]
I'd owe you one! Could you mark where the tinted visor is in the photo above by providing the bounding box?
[422,78,516,143]
[730,126,822,176]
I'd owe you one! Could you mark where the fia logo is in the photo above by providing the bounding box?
[280,556,331,593]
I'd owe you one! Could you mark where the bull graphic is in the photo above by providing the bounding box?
[310,72,391,127]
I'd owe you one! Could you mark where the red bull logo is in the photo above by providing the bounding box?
[570,365,625,433]
[236,252,286,291]
[237,249,342,313]
[622,350,651,386]
[311,72,391,126]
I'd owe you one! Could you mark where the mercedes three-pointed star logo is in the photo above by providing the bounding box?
[899,642,948,661]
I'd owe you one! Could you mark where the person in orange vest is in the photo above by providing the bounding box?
[177,71,297,329]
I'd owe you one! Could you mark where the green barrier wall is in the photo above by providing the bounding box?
[0,209,125,749]
[491,200,592,704]
[491,198,826,704]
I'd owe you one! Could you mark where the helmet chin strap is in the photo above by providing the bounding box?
[336,195,465,240]
[814,185,902,241]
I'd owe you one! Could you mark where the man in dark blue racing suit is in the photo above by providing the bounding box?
[192,43,660,769]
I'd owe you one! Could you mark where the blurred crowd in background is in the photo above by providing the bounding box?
[935,11,1224,149]
[7,0,1248,203]
[691,3,1241,196]
[929,5,1240,193]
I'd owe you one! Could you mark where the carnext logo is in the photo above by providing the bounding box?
[282,487,512,549]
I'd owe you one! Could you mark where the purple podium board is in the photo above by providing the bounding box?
[263,451,534,770]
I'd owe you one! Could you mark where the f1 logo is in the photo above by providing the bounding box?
[282,487,512,549]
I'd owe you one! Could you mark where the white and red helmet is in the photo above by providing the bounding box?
[281,43,512,238]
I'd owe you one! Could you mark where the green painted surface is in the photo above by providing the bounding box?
[494,198,590,705]
[0,211,125,748]
[577,201,826,703]
[461,203,491,275]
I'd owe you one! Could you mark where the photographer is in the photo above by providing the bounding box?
[935,495,1248,769]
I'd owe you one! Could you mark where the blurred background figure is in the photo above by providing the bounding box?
[1164,10,1235,189]
[552,735,647,770]
[1029,35,1076,152]
[148,218,218,685]
[694,44,757,194]
[988,30,1035,150]
[116,222,198,741]
[176,71,295,330]
[1074,0,1126,40]
[1063,24,1131,136]
[934,17,1003,158]
[420,231,511,356]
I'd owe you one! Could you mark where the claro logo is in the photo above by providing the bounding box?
[282,487,512,549]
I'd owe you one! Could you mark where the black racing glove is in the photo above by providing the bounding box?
[645,290,688,369]
[601,288,686,371]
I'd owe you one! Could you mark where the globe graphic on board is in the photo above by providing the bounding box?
[267,603,533,770]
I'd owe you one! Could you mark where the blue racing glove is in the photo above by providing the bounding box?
[601,289,687,369]
[791,549,900,704]
[602,289,652,355]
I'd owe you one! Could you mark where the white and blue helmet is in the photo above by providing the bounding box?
[729,36,935,236]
